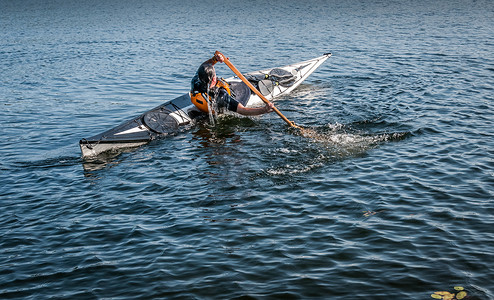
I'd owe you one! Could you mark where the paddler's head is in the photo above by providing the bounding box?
[198,63,217,89]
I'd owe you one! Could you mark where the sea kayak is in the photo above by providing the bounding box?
[79,53,331,158]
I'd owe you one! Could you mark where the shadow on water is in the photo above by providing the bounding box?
[80,115,249,175]
[79,113,412,180]
[11,156,82,172]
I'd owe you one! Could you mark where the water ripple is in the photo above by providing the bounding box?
[1,0,493,298]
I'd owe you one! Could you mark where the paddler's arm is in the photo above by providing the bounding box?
[212,51,274,116]
[236,102,274,116]
[203,52,226,65]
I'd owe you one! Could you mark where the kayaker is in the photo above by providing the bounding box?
[190,52,274,115]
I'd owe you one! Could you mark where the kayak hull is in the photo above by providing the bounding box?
[80,53,331,158]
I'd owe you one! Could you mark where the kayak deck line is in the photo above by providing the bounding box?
[114,126,148,136]
[79,53,332,158]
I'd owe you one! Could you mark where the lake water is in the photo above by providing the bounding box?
[1,0,493,299]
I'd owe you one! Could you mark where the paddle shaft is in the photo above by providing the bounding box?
[215,51,300,129]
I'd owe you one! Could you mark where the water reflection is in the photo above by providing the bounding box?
[189,118,255,226]
[190,115,254,166]
[81,150,127,175]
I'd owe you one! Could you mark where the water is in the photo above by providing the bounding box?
[1,0,493,298]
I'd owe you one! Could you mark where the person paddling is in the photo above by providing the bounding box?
[190,52,274,116]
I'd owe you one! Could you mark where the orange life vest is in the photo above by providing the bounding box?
[190,79,231,113]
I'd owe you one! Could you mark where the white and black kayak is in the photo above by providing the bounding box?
[79,53,331,158]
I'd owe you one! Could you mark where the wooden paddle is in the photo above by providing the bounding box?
[215,51,302,129]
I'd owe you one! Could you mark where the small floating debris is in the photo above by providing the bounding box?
[363,210,377,217]
[431,287,467,300]
[363,210,386,217]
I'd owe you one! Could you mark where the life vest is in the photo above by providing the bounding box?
[190,78,231,113]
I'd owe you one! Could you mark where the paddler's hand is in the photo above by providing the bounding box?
[214,52,225,63]
[264,102,275,113]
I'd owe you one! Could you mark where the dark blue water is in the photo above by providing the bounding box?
[1,0,493,299]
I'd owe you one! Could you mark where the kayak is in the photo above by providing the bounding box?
[79,53,331,158]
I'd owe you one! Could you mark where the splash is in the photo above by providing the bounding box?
[206,87,218,126]
[297,123,409,157]
[263,123,410,177]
